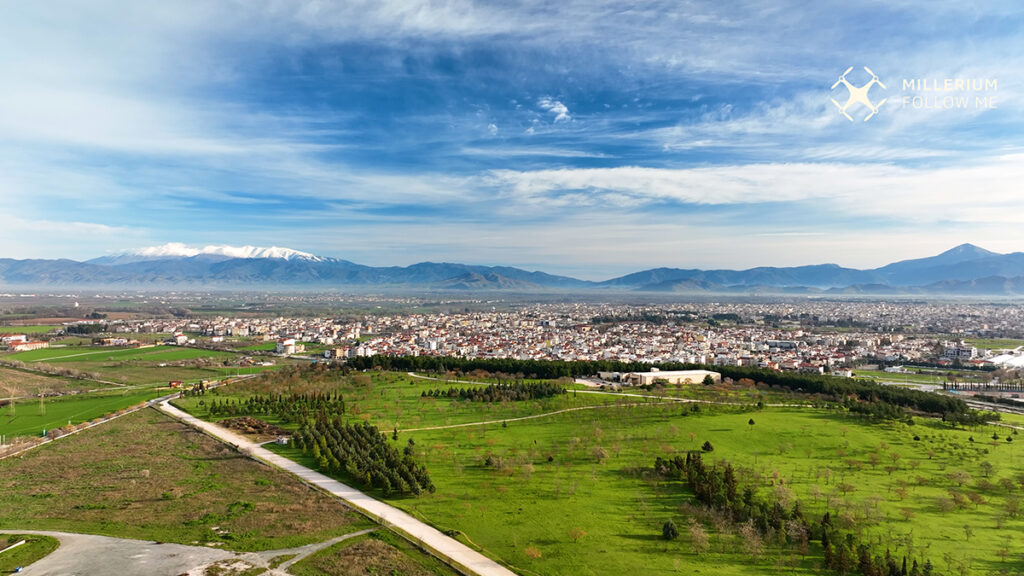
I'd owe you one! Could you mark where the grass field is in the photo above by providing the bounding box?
[0,389,162,438]
[853,370,949,384]
[0,534,60,572]
[289,530,459,576]
[0,408,372,551]
[205,369,1024,576]
[6,345,238,364]
[370,404,1023,576]
[2,345,279,387]
[965,338,1024,350]
[0,366,108,397]
[173,371,630,432]
[0,325,59,334]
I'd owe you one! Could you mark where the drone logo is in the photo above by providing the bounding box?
[830,66,887,122]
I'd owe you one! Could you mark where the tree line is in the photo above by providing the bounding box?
[204,392,346,423]
[346,355,983,419]
[655,451,937,576]
[296,418,433,497]
[420,382,566,402]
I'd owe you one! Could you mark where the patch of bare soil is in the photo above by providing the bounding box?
[218,417,288,440]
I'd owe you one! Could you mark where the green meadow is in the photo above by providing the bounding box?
[173,370,630,431]
[190,369,1024,576]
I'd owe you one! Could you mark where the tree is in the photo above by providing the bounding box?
[689,520,709,556]
[738,519,762,558]
[702,440,714,452]
[702,374,715,386]
[748,418,755,430]
[662,520,680,540]
[568,527,586,543]
[592,446,609,464]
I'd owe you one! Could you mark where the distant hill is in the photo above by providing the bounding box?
[2,242,1024,295]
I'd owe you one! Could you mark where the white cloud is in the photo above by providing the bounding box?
[489,153,1024,227]
[538,97,572,122]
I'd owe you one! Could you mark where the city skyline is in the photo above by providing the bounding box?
[2,2,1022,279]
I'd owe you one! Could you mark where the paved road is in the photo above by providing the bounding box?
[156,400,518,576]
[0,529,234,576]
[0,528,375,576]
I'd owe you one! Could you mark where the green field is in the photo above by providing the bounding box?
[0,366,110,397]
[376,405,1024,576]
[0,389,162,438]
[0,409,371,551]
[173,371,630,432]
[200,369,1024,576]
[0,534,60,572]
[965,338,1024,350]
[6,345,238,364]
[2,345,281,387]
[0,325,59,334]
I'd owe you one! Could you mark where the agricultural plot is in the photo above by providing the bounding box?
[0,366,108,397]
[3,345,276,387]
[0,325,59,334]
[0,389,161,438]
[965,338,1024,351]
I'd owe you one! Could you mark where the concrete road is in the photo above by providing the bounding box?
[0,530,234,576]
[0,528,375,576]
[156,400,518,576]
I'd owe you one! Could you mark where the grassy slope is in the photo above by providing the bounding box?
[385,404,1023,576]
[177,370,1024,575]
[288,530,459,576]
[0,534,60,572]
[0,408,372,551]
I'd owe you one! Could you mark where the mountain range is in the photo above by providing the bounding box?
[2,243,1024,295]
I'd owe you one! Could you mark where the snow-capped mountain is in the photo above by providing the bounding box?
[3,243,1024,294]
[88,243,328,265]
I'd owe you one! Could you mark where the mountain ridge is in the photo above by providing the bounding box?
[3,243,1024,295]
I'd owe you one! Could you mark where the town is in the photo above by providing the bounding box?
[6,298,1024,376]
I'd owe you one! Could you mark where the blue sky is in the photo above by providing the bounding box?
[2,1,1022,279]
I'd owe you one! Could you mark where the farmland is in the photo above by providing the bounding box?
[0,343,284,441]
[0,366,105,397]
[0,389,161,438]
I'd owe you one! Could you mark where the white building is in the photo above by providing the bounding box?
[620,369,721,386]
